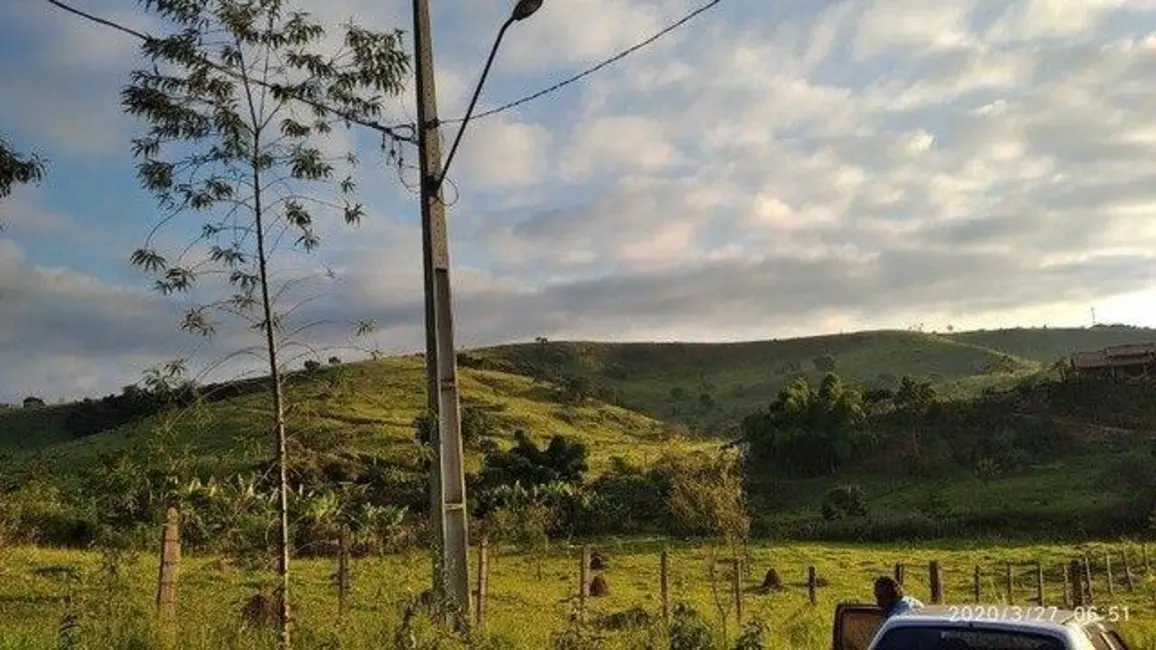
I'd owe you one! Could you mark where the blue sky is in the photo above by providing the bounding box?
[2,0,1155,403]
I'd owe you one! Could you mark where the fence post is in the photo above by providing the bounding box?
[660,550,670,626]
[1004,563,1013,604]
[155,506,180,623]
[579,546,590,621]
[337,527,350,620]
[1035,561,1044,606]
[1070,560,1085,607]
[1105,552,1114,599]
[894,563,905,586]
[732,557,743,627]
[1122,550,1135,593]
[1082,558,1094,605]
[476,536,489,629]
[1062,562,1072,608]
[1083,555,1094,601]
[808,566,817,605]
[1144,544,1151,573]
[929,561,943,604]
[973,565,981,603]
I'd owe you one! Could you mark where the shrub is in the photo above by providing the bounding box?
[669,604,714,650]
[660,451,750,542]
[821,485,868,521]
[477,431,588,489]
[812,354,837,373]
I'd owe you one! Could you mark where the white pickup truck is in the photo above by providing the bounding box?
[833,604,1131,650]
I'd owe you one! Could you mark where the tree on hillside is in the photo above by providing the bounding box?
[121,2,408,645]
[0,135,45,202]
[813,354,837,373]
[741,374,873,477]
[895,376,937,413]
[478,430,588,489]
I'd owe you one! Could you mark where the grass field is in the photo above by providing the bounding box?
[3,540,1156,649]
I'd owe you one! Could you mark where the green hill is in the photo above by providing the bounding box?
[5,356,681,477]
[4,325,1156,544]
[8,326,1156,464]
[946,324,1156,364]
[471,330,1039,429]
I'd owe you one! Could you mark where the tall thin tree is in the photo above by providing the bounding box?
[122,1,409,646]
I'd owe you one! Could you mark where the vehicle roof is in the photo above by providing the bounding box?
[882,605,1089,635]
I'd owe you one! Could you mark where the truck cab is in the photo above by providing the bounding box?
[832,604,1130,650]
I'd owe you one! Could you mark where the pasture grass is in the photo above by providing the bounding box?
[4,540,1156,649]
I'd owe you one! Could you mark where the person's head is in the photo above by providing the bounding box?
[874,576,902,609]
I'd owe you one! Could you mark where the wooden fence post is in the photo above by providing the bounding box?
[337,527,350,620]
[973,565,981,603]
[1082,558,1094,605]
[929,561,943,604]
[1143,544,1151,573]
[579,546,590,621]
[1105,552,1115,599]
[1070,560,1085,607]
[732,557,743,627]
[1004,563,1013,604]
[808,566,817,605]
[155,506,180,622]
[660,550,670,626]
[1122,551,1135,593]
[1035,561,1044,606]
[1062,562,1072,608]
[894,563,905,586]
[1083,555,1094,601]
[476,536,489,629]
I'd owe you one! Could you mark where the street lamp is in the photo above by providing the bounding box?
[436,0,544,189]
[410,0,543,631]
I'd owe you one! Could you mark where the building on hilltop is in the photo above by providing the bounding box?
[1070,343,1156,378]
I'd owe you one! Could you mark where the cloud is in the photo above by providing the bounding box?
[3,0,1156,403]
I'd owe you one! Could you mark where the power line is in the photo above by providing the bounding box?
[43,0,417,144]
[440,0,724,125]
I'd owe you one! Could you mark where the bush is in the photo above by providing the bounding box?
[812,355,837,373]
[477,431,588,489]
[660,451,750,541]
[669,604,714,650]
[821,485,867,521]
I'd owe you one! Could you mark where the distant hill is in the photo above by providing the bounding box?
[4,325,1156,471]
[946,324,1156,364]
[3,324,1156,542]
[472,330,1038,428]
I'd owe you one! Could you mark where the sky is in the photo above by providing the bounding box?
[1,0,1155,404]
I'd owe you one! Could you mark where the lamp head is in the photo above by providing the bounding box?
[511,0,543,21]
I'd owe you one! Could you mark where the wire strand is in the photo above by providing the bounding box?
[43,0,417,144]
[440,0,724,124]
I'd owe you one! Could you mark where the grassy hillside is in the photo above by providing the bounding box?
[7,356,681,478]
[947,324,1156,363]
[4,325,1156,546]
[473,330,1039,428]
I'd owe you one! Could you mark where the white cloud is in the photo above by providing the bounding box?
[557,116,682,182]
[987,0,1126,42]
[455,117,552,188]
[852,0,979,59]
[4,0,1156,402]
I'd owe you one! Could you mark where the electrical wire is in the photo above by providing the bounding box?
[43,0,417,145]
[439,0,724,125]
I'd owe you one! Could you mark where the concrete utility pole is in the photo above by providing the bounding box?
[412,0,470,628]
[411,0,543,630]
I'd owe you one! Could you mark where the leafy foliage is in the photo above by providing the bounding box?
[0,134,45,202]
[741,374,874,477]
[477,431,589,489]
[661,450,749,542]
[820,485,868,521]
